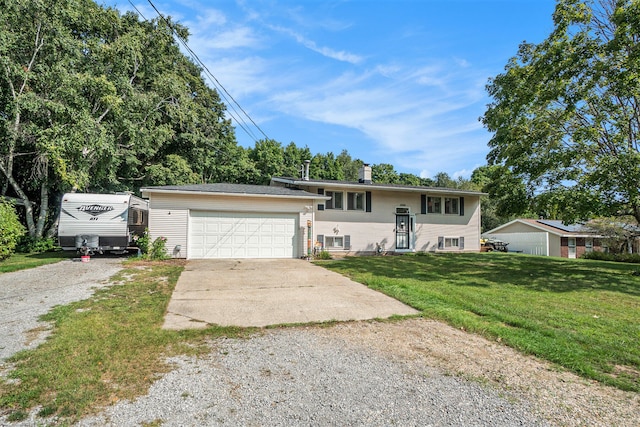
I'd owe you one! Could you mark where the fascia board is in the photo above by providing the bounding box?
[141,188,330,200]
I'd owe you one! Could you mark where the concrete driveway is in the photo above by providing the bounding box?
[163,259,419,329]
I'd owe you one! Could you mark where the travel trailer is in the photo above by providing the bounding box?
[58,193,148,254]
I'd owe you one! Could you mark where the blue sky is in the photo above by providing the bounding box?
[108,0,557,179]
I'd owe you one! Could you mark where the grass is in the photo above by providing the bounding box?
[0,259,250,423]
[2,253,637,423]
[320,252,640,392]
[0,251,76,273]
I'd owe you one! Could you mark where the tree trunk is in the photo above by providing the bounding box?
[35,180,48,238]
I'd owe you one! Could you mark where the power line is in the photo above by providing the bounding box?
[139,0,270,144]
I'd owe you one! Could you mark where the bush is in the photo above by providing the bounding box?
[134,229,150,255]
[612,252,640,264]
[581,250,640,263]
[581,251,616,261]
[148,236,168,260]
[16,236,57,253]
[316,250,332,260]
[0,200,26,260]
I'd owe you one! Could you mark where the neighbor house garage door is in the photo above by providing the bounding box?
[189,211,298,259]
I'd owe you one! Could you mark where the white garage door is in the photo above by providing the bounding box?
[189,211,298,259]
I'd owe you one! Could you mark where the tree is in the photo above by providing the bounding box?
[0,1,237,238]
[371,163,399,184]
[310,152,343,180]
[282,142,312,179]
[585,216,640,253]
[335,150,361,181]
[471,165,531,218]
[482,0,640,224]
[249,139,286,184]
[433,172,455,188]
[471,165,532,231]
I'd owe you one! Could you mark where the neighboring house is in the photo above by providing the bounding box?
[483,219,603,258]
[140,164,485,259]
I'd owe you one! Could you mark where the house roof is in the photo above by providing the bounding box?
[485,219,599,237]
[271,177,486,197]
[140,183,329,200]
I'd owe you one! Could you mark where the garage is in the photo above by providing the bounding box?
[140,183,327,259]
[189,211,298,259]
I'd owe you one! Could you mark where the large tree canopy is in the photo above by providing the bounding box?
[482,0,640,224]
[0,0,235,238]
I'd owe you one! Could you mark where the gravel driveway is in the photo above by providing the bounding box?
[0,257,124,361]
[1,260,638,426]
[77,328,548,427]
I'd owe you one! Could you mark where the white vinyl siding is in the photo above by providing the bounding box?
[146,193,313,258]
[311,189,482,253]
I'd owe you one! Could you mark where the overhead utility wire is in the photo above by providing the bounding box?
[126,0,262,143]
[142,0,270,143]
[125,0,250,162]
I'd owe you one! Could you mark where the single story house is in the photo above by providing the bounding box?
[483,219,603,258]
[140,165,485,259]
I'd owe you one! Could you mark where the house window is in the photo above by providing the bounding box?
[444,197,459,214]
[585,238,593,253]
[427,196,441,214]
[326,191,343,210]
[325,236,344,249]
[347,192,364,210]
[444,237,460,248]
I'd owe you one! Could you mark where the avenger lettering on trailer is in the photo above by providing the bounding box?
[77,205,114,218]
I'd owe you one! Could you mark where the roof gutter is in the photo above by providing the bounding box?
[140,188,330,200]
[271,177,486,197]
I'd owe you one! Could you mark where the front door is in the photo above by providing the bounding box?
[395,214,410,250]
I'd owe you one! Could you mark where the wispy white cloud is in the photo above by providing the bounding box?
[189,25,260,50]
[269,25,363,64]
[266,58,489,176]
[113,0,495,176]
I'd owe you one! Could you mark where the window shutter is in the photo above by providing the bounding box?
[421,195,427,214]
[459,236,464,250]
[459,197,465,216]
[366,191,372,212]
[344,235,351,250]
[438,236,444,250]
[317,235,324,248]
[318,188,325,211]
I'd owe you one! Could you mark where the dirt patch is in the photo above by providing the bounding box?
[316,318,639,427]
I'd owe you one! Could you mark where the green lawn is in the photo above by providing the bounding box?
[321,253,640,392]
[0,251,76,273]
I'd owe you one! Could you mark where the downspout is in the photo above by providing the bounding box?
[546,232,550,256]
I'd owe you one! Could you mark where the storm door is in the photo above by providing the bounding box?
[395,214,410,250]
